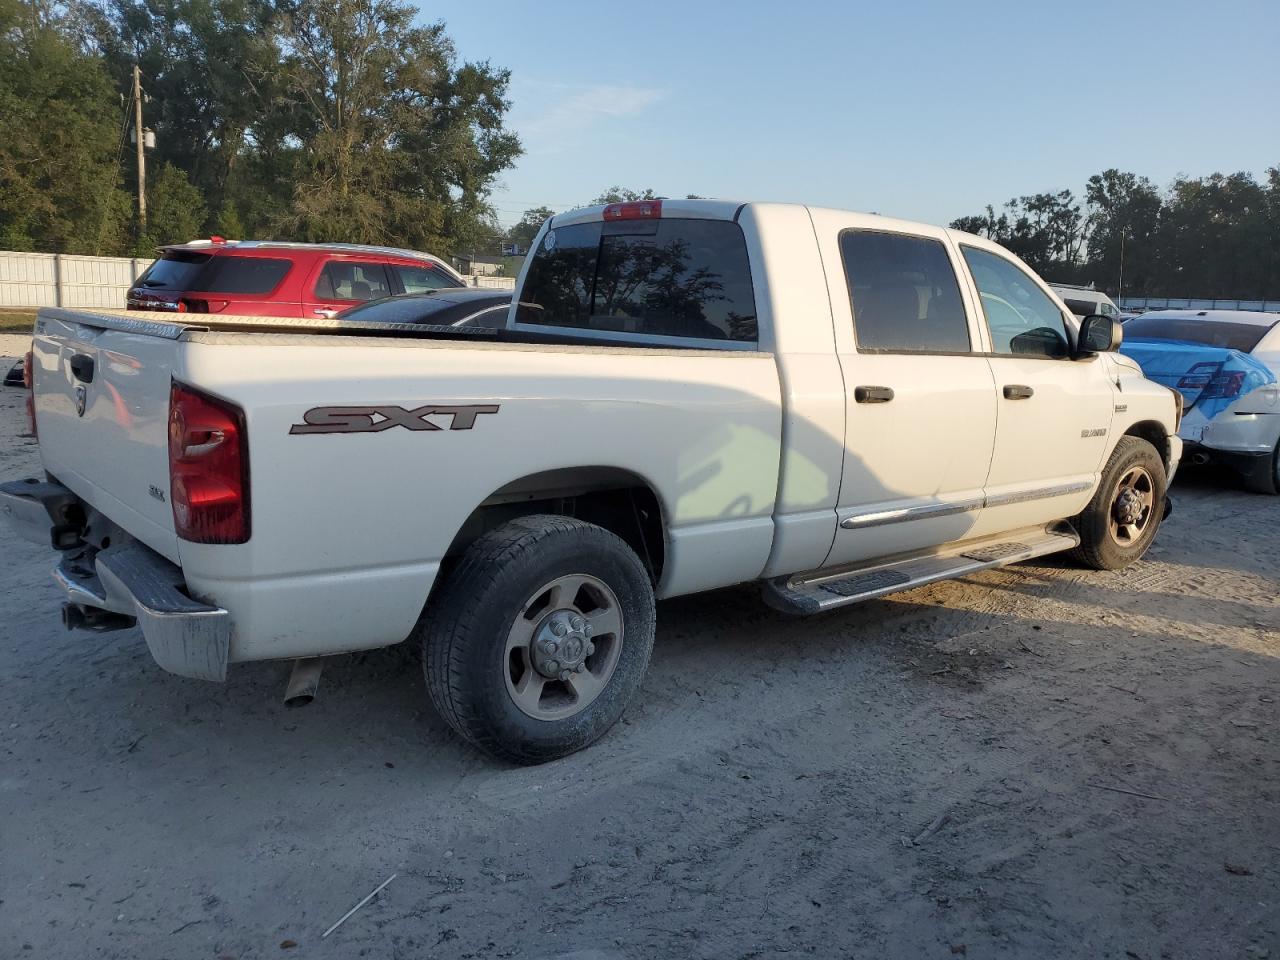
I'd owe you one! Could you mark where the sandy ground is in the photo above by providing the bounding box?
[0,345,1277,960]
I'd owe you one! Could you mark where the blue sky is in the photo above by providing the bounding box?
[438,0,1280,228]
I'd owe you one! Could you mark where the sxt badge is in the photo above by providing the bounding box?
[289,404,500,435]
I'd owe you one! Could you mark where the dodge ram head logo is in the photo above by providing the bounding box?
[289,404,500,435]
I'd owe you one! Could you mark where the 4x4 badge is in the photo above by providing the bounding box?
[74,385,87,417]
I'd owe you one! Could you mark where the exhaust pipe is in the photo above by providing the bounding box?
[1189,451,1210,466]
[284,657,325,708]
[61,603,135,633]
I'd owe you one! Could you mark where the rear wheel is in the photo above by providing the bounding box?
[1071,436,1167,571]
[1241,440,1280,495]
[420,514,655,764]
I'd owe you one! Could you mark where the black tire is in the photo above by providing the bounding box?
[1071,436,1167,571]
[1241,440,1280,495]
[420,514,655,764]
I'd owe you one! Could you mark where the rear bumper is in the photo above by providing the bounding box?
[1180,410,1280,455]
[1182,440,1273,477]
[1,478,231,682]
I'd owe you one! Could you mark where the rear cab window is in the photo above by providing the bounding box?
[516,216,759,346]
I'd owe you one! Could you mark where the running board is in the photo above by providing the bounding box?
[762,526,1080,615]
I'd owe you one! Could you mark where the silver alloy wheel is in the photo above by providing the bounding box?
[1108,464,1155,545]
[504,573,624,721]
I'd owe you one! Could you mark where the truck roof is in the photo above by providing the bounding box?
[550,199,973,243]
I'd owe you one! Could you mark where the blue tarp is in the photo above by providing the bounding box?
[1119,338,1276,421]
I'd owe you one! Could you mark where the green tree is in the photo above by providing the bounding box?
[507,205,556,250]
[272,0,520,254]
[592,186,658,204]
[1085,170,1163,297]
[98,0,281,221]
[138,161,207,250]
[0,0,131,253]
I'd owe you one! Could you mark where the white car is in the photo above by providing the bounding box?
[1,199,1181,762]
[1049,283,1122,321]
[1120,310,1280,493]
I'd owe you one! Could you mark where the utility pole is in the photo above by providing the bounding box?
[133,64,147,234]
[1117,227,1127,303]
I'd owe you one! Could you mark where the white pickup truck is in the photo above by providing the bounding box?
[2,200,1182,763]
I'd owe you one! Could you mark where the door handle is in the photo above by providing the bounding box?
[1003,384,1034,400]
[854,385,894,404]
[69,354,95,384]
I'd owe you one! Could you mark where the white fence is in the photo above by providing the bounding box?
[0,248,514,309]
[1119,296,1280,314]
[0,251,148,309]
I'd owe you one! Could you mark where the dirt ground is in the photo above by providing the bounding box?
[1,339,1277,960]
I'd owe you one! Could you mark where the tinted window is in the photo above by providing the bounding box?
[962,247,1071,358]
[1062,297,1097,318]
[1123,316,1272,352]
[839,231,970,353]
[516,219,758,343]
[134,251,211,290]
[394,264,462,293]
[315,261,392,302]
[198,256,290,294]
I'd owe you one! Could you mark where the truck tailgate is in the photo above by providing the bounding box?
[32,311,182,562]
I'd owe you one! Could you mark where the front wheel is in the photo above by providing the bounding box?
[1071,436,1167,571]
[420,515,655,764]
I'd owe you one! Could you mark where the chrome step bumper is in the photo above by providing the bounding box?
[54,544,232,681]
[2,477,231,681]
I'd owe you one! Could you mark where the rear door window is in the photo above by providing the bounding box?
[516,218,758,344]
[393,264,463,293]
[198,256,291,294]
[839,230,971,353]
[962,247,1072,359]
[315,261,393,302]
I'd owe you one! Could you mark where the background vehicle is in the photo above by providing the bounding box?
[337,290,511,328]
[1120,309,1280,493]
[126,240,465,316]
[2,200,1180,763]
[1049,282,1122,320]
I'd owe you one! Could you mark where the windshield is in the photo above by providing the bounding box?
[133,251,211,290]
[1123,315,1272,353]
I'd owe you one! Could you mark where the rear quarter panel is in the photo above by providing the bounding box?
[175,334,782,661]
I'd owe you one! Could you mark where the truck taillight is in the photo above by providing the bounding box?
[168,382,250,543]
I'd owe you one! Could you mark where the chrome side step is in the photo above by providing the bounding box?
[762,525,1080,615]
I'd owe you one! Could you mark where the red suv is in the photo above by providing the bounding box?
[126,239,466,316]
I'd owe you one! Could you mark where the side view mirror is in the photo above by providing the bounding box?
[1076,314,1122,357]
